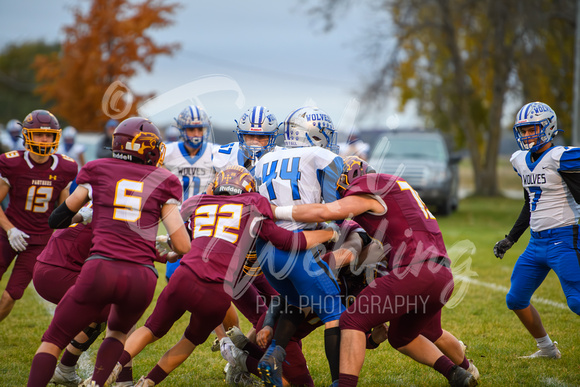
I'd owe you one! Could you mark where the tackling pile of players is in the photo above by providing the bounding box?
[7,101,573,386]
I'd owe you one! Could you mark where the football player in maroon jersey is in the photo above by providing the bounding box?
[107,165,339,386]
[27,117,191,387]
[273,156,478,387]
[0,109,78,323]
[32,217,108,386]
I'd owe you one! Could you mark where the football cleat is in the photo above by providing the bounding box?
[257,340,286,387]
[467,360,480,381]
[448,365,478,387]
[79,378,99,387]
[49,363,82,387]
[226,326,250,349]
[211,336,220,352]
[103,362,122,386]
[134,376,155,387]
[457,340,479,380]
[519,341,561,359]
[112,382,134,387]
[224,363,262,386]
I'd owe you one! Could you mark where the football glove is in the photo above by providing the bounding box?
[493,235,514,259]
[77,206,93,225]
[155,235,172,256]
[7,227,30,252]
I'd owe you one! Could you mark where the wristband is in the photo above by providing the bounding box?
[274,206,295,221]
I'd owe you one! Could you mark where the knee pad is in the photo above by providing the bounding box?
[71,323,105,351]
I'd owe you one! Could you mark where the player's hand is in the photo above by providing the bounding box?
[77,206,93,225]
[325,222,341,243]
[155,235,172,256]
[7,227,30,252]
[493,235,514,259]
[371,323,389,345]
[256,326,273,349]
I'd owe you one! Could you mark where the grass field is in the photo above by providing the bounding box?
[1,195,580,386]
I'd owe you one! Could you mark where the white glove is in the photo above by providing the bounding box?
[7,227,30,252]
[155,235,172,256]
[77,206,93,225]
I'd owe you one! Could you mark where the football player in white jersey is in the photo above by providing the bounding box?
[163,105,216,280]
[254,106,344,387]
[494,101,580,359]
[213,105,279,173]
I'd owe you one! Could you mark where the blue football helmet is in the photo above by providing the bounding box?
[283,106,338,153]
[174,105,211,149]
[236,106,278,161]
[513,101,561,152]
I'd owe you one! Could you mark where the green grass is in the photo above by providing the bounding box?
[1,196,580,386]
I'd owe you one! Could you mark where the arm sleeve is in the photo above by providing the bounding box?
[560,171,580,204]
[48,201,77,229]
[507,189,530,243]
[257,219,308,251]
[262,296,284,328]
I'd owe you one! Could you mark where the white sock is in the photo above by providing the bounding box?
[535,334,553,349]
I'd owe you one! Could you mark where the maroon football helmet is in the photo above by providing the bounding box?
[337,155,376,194]
[211,165,256,196]
[21,109,61,156]
[111,117,166,166]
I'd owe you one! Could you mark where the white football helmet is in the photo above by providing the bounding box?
[236,106,279,161]
[513,101,560,152]
[174,105,212,149]
[283,106,338,152]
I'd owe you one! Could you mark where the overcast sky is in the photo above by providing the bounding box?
[0,0,419,137]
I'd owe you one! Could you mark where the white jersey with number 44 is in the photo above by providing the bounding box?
[254,146,343,231]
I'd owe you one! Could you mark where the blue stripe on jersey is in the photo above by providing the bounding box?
[178,141,207,165]
[317,156,343,203]
[558,147,580,171]
[525,147,554,171]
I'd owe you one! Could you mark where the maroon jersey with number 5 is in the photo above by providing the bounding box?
[75,158,182,265]
[0,150,77,237]
[343,174,449,269]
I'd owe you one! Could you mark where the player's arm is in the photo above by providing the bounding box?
[493,189,530,259]
[274,194,384,223]
[57,182,72,206]
[160,202,191,255]
[258,218,337,251]
[49,186,91,228]
[0,180,16,232]
[560,171,580,204]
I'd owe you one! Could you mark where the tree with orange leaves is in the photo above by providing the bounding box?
[33,0,180,132]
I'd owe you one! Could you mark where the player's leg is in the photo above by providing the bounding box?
[0,244,42,322]
[506,241,557,357]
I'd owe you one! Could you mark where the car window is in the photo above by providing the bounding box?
[370,134,448,162]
